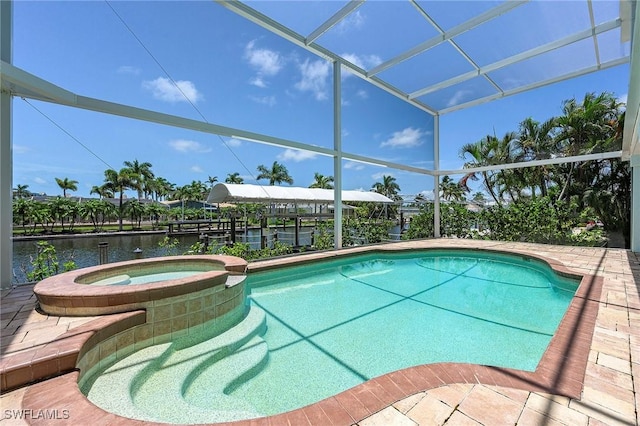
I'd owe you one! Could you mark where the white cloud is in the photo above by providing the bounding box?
[380,127,426,148]
[249,77,267,88]
[117,65,141,75]
[225,138,242,148]
[356,89,369,99]
[244,40,283,87]
[190,165,204,173]
[336,10,365,33]
[344,161,364,171]
[248,95,277,106]
[447,89,472,108]
[341,87,369,106]
[277,148,318,162]
[34,177,47,184]
[371,171,392,180]
[295,58,330,101]
[341,53,382,71]
[168,139,212,153]
[143,77,202,103]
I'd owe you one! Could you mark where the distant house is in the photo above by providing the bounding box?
[160,200,218,211]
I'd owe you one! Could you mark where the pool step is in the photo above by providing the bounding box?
[182,335,269,412]
[86,305,268,424]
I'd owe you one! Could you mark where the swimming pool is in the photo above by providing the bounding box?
[82,249,578,424]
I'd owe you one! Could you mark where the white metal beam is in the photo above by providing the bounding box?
[439,57,629,114]
[438,150,623,176]
[371,0,528,77]
[0,0,12,289]
[621,0,634,43]
[410,19,621,99]
[625,0,640,252]
[1,61,77,105]
[341,152,433,176]
[306,1,364,45]
[433,115,440,238]
[3,62,435,178]
[333,61,343,249]
[587,1,602,67]
[215,0,438,115]
[622,0,640,158]
[5,59,626,184]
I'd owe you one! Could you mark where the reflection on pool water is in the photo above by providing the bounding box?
[83,249,580,424]
[89,271,203,286]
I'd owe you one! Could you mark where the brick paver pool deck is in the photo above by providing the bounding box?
[1,240,638,425]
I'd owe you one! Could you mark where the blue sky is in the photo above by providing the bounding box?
[11,1,630,199]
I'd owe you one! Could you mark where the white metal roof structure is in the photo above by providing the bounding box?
[1,0,639,288]
[221,1,631,114]
[207,183,394,204]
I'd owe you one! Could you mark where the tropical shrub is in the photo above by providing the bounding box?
[24,241,76,281]
[459,92,629,247]
[158,236,180,256]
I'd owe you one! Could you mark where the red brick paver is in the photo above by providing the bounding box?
[1,240,638,425]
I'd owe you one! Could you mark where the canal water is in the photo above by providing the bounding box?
[11,227,319,285]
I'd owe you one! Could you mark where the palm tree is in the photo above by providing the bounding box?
[103,167,135,231]
[89,184,114,199]
[207,175,218,188]
[256,161,294,185]
[440,175,465,202]
[31,202,53,234]
[555,92,621,201]
[12,197,36,233]
[171,184,203,221]
[145,202,167,229]
[124,199,145,229]
[515,117,558,198]
[13,184,30,199]
[459,132,518,205]
[149,177,175,201]
[371,175,401,220]
[170,185,192,202]
[225,172,244,184]
[80,199,108,231]
[371,175,401,200]
[554,92,628,245]
[472,192,486,203]
[123,159,154,199]
[309,172,334,189]
[193,180,209,201]
[49,197,76,231]
[55,177,78,198]
[460,137,494,203]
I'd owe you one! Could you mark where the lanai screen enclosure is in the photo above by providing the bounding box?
[1,0,639,289]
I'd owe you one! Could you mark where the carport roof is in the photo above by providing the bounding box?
[207,183,395,204]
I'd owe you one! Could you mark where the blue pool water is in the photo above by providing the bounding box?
[90,271,202,285]
[83,250,578,424]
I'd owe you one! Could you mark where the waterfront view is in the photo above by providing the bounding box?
[11,226,323,285]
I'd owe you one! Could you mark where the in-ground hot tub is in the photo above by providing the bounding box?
[34,255,248,316]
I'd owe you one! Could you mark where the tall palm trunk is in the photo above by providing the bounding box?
[118,189,124,231]
[557,162,575,201]
[482,171,500,204]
